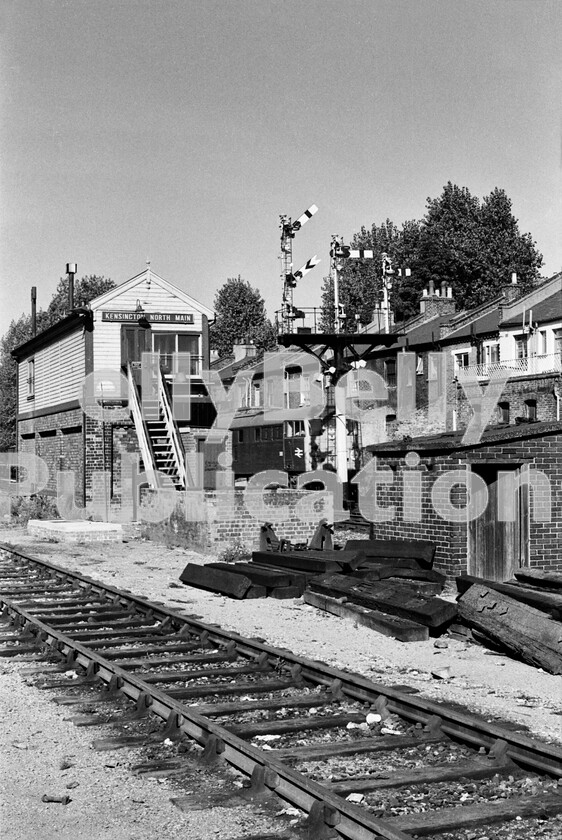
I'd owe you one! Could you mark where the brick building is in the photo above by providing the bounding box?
[12,266,214,504]
[365,422,562,579]
[362,272,561,434]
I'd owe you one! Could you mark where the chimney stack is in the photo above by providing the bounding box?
[502,272,520,303]
[233,341,257,363]
[419,281,455,320]
[66,263,77,312]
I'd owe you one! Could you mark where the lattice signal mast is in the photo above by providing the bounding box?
[279,204,318,333]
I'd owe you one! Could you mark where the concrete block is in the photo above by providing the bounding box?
[27,519,123,543]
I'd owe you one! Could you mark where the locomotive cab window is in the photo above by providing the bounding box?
[285,420,306,437]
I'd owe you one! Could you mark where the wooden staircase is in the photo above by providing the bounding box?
[127,363,192,490]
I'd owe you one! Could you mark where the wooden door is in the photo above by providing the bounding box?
[468,464,527,581]
[121,324,150,384]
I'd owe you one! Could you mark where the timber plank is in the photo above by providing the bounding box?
[456,575,562,620]
[228,711,367,738]
[268,585,303,599]
[249,560,318,586]
[310,575,457,629]
[329,756,513,793]
[387,792,562,836]
[354,566,446,586]
[345,539,435,568]
[179,563,251,598]
[514,569,562,590]
[251,551,341,574]
[275,734,443,762]
[304,591,429,642]
[457,584,562,674]
[205,562,292,589]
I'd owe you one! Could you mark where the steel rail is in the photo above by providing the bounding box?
[1,542,561,777]
[1,542,562,838]
[1,597,410,840]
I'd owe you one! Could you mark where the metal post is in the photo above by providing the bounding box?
[31,287,37,336]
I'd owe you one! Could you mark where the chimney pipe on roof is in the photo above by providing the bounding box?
[66,263,77,312]
[31,287,37,336]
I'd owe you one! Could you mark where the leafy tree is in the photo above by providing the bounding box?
[210,276,277,357]
[320,184,543,328]
[0,275,114,451]
[45,274,114,327]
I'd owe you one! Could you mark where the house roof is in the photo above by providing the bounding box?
[439,308,501,343]
[11,310,92,360]
[367,420,562,455]
[89,267,214,318]
[501,289,562,328]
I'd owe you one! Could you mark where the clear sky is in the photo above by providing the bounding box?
[1,0,561,339]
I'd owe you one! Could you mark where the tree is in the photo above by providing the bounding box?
[0,275,114,451]
[210,276,277,357]
[319,184,543,328]
[319,219,422,331]
[45,274,114,327]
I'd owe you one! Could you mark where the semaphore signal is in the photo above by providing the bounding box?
[279,204,319,333]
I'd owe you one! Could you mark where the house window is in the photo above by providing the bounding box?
[485,344,500,365]
[497,402,510,424]
[416,355,424,375]
[555,330,562,360]
[515,334,528,359]
[384,359,397,388]
[251,381,262,407]
[27,359,35,399]
[538,331,547,356]
[385,413,397,432]
[525,399,537,421]
[454,352,470,372]
[236,429,244,443]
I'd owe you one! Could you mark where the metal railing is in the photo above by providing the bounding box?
[157,366,190,488]
[457,353,562,381]
[127,364,157,485]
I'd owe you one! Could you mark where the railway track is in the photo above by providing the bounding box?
[1,541,561,840]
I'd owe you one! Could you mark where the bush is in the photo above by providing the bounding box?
[139,503,208,550]
[10,494,60,525]
[216,539,252,564]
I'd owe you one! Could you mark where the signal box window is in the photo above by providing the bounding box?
[27,359,35,399]
[153,333,200,374]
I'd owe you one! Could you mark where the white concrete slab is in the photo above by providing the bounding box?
[27,519,123,542]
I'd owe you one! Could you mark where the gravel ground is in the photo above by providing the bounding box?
[1,525,561,840]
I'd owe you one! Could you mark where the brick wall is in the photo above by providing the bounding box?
[17,408,84,498]
[172,487,333,552]
[455,374,560,429]
[369,429,562,576]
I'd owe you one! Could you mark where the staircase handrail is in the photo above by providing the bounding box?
[127,364,158,486]
[157,366,192,488]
